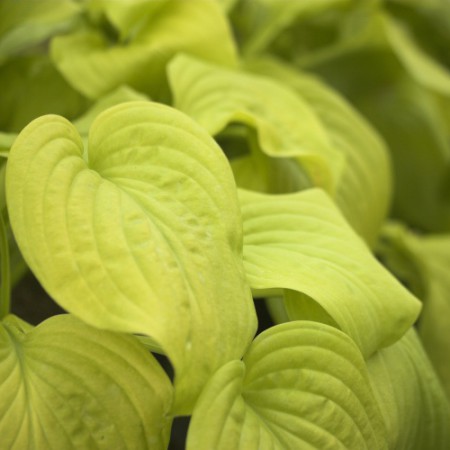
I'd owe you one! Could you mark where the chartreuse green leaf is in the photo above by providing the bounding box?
[51,0,237,100]
[169,54,342,194]
[239,188,420,357]
[73,85,149,136]
[187,321,388,450]
[0,132,16,157]
[230,0,353,56]
[356,75,450,232]
[93,0,167,42]
[0,314,172,449]
[0,0,80,62]
[367,328,450,449]
[377,222,450,400]
[244,57,391,246]
[216,123,313,194]
[0,55,89,134]
[381,12,450,96]
[6,101,257,415]
[384,0,450,69]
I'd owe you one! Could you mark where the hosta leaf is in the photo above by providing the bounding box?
[216,123,313,194]
[244,57,391,245]
[95,0,167,41]
[385,0,450,69]
[356,76,450,232]
[0,314,172,449]
[367,328,450,449]
[6,101,257,414]
[187,321,388,450]
[240,188,420,357]
[0,55,89,134]
[73,85,149,136]
[0,0,80,62]
[381,13,450,96]
[51,0,237,100]
[377,222,450,399]
[230,0,353,56]
[169,54,342,193]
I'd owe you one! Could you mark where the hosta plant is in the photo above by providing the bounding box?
[0,0,449,449]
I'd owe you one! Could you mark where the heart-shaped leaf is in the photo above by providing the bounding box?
[6,101,257,414]
[0,314,172,449]
[240,188,420,357]
[187,321,388,450]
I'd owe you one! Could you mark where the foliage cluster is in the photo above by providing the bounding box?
[0,0,449,448]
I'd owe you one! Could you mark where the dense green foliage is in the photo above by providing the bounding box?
[0,0,449,448]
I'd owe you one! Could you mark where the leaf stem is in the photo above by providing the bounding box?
[0,213,11,319]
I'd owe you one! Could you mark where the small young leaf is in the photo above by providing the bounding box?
[6,102,257,414]
[0,314,172,449]
[187,321,388,450]
[240,188,421,357]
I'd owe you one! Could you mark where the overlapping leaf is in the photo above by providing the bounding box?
[51,0,237,100]
[0,55,89,134]
[230,0,354,56]
[216,123,313,195]
[377,222,450,399]
[187,321,387,450]
[356,75,450,232]
[73,85,149,136]
[244,57,391,245]
[169,54,342,194]
[381,12,450,96]
[240,188,420,357]
[0,314,172,449]
[367,328,450,449]
[6,101,257,414]
[0,0,80,63]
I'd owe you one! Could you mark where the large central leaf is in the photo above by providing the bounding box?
[6,101,257,414]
